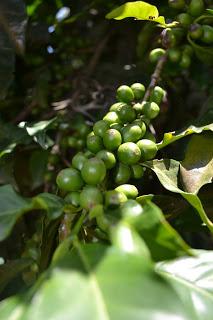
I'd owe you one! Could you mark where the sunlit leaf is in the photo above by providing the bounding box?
[106,1,166,25]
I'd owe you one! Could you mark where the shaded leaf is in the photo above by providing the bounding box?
[180,133,213,194]
[106,1,166,25]
[1,242,192,320]
[0,259,32,294]
[0,185,65,242]
[144,159,213,233]
[0,185,33,241]
[33,193,65,220]
[135,200,191,261]
[29,150,48,190]
[157,250,213,320]
[0,0,27,98]
[187,32,213,65]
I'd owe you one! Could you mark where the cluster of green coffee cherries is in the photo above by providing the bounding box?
[150,0,212,68]
[56,83,165,230]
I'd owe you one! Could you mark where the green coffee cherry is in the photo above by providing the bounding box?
[130,83,145,100]
[131,164,145,179]
[84,150,94,158]
[150,86,166,105]
[86,135,103,153]
[96,150,116,169]
[67,136,77,148]
[81,158,106,185]
[137,139,158,161]
[93,120,110,137]
[64,192,80,207]
[118,142,141,165]
[105,190,127,208]
[103,111,120,125]
[56,168,84,192]
[115,163,131,185]
[110,102,126,112]
[133,103,143,115]
[78,123,90,137]
[122,124,143,143]
[132,119,146,136]
[162,28,176,48]
[48,153,59,166]
[201,25,213,44]
[72,152,87,171]
[179,54,191,68]
[80,186,103,210]
[110,123,123,131]
[118,104,136,123]
[168,48,181,62]
[183,45,194,57]
[177,13,192,27]
[188,0,204,17]
[103,129,122,151]
[76,139,85,150]
[115,184,138,199]
[149,48,166,63]
[142,102,160,119]
[168,0,185,10]
[116,85,135,103]
[189,23,203,40]
[172,27,185,44]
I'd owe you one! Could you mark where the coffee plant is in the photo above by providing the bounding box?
[0,0,213,319]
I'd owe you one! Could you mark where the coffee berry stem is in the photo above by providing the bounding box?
[143,53,168,102]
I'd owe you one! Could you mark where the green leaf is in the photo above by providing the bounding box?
[106,1,166,25]
[0,296,26,320]
[0,0,27,99]
[180,133,213,194]
[0,185,65,241]
[29,150,48,190]
[144,159,213,233]
[33,193,65,220]
[0,259,32,294]
[19,118,56,149]
[2,242,192,319]
[187,23,213,65]
[157,250,213,320]
[135,200,191,261]
[157,123,213,150]
[0,185,33,241]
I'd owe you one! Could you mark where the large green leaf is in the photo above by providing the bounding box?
[157,250,213,320]
[157,123,213,150]
[0,185,65,241]
[0,241,192,320]
[135,200,191,261]
[144,159,213,233]
[180,133,213,194]
[106,1,166,25]
[0,0,27,98]
[0,185,33,241]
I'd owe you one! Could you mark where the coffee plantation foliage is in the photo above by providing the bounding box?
[0,0,213,319]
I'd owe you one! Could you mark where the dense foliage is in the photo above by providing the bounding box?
[0,0,213,319]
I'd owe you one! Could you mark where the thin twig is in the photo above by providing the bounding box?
[143,53,168,102]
